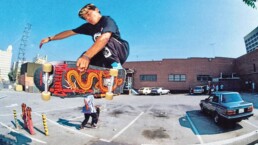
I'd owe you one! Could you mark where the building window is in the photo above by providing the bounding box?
[254,64,256,72]
[197,75,212,82]
[169,74,186,82]
[140,74,157,82]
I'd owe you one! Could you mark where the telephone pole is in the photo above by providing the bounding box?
[15,23,32,84]
[17,23,32,62]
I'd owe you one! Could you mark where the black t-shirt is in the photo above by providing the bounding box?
[73,16,129,65]
[72,16,124,43]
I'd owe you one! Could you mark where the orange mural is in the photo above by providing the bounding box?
[65,69,123,93]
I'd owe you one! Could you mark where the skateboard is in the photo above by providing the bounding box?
[33,61,126,101]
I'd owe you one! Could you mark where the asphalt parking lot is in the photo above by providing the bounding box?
[0,89,258,145]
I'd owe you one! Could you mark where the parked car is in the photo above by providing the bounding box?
[193,86,205,94]
[138,87,152,95]
[151,87,170,95]
[199,91,253,126]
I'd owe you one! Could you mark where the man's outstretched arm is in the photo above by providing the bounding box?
[39,30,77,48]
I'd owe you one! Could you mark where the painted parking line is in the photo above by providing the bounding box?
[35,111,144,143]
[0,121,47,144]
[5,104,18,108]
[33,112,98,139]
[35,106,81,113]
[191,119,258,145]
[106,112,144,142]
[0,96,7,99]
[185,112,204,144]
[243,120,258,129]
[0,114,14,117]
[0,106,81,117]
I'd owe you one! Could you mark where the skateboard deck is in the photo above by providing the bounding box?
[33,61,126,98]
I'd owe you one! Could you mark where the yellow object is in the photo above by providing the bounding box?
[105,92,113,100]
[13,110,19,129]
[15,85,23,91]
[110,69,118,76]
[43,63,52,73]
[41,92,51,101]
[42,114,49,136]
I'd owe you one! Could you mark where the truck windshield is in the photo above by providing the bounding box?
[221,94,243,103]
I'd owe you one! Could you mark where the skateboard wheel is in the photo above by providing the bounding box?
[43,63,52,73]
[110,69,118,76]
[41,92,51,101]
[15,85,23,91]
[105,92,113,100]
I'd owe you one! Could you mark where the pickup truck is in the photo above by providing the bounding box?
[199,91,253,125]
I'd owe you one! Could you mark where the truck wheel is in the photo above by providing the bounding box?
[213,112,220,124]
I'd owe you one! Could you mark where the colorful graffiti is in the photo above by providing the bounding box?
[35,62,125,97]
[65,69,123,93]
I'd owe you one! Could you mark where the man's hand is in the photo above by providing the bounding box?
[39,37,51,48]
[77,56,90,72]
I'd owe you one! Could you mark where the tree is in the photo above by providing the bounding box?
[8,71,16,82]
[243,0,257,8]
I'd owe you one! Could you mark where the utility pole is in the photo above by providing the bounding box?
[17,23,32,62]
[15,23,32,84]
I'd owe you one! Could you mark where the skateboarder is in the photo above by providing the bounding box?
[39,3,129,72]
[80,94,98,129]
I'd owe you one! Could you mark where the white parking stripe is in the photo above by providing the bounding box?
[34,112,97,139]
[108,112,144,142]
[186,113,204,144]
[0,114,13,117]
[0,106,81,117]
[0,121,47,144]
[34,111,144,143]
[35,106,80,113]
[243,120,258,129]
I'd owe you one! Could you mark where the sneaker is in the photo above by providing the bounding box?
[91,124,97,129]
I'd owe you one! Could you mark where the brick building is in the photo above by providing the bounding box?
[235,49,258,92]
[123,49,258,92]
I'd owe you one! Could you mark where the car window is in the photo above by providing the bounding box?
[221,94,243,103]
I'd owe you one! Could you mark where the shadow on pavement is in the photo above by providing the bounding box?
[0,134,16,145]
[13,120,45,135]
[57,118,80,129]
[6,131,32,145]
[179,110,243,135]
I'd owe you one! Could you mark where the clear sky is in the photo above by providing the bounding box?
[0,0,258,62]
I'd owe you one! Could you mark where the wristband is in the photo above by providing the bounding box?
[48,37,52,41]
[83,54,91,60]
